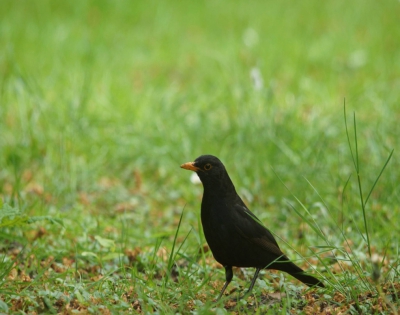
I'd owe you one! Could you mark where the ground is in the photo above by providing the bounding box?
[1,1,400,314]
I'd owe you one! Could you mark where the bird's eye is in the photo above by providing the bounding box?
[204,163,212,170]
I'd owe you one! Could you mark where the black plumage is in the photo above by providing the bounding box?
[181,155,324,299]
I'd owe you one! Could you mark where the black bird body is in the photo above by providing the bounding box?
[181,155,324,298]
[201,191,279,268]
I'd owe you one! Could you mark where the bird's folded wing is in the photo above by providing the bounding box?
[233,204,284,257]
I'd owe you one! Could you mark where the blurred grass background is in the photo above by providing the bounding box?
[1,0,400,313]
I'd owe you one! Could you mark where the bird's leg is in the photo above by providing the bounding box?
[217,265,233,300]
[244,268,261,296]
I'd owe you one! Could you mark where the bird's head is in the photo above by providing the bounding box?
[180,155,230,188]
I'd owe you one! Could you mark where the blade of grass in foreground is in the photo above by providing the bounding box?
[364,148,394,206]
[344,103,394,259]
[344,103,372,259]
[167,207,185,272]
[160,207,192,300]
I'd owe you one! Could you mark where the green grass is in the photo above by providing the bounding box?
[1,0,400,313]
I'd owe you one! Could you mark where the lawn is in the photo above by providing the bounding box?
[1,0,400,314]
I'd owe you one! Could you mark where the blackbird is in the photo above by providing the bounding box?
[181,155,324,299]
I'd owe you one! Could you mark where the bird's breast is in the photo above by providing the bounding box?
[200,201,247,266]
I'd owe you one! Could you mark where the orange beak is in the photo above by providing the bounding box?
[180,162,200,172]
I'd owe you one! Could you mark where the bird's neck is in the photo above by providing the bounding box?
[202,174,237,198]
[200,175,238,222]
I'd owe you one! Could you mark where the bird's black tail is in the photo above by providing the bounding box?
[290,270,324,288]
[276,260,324,288]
